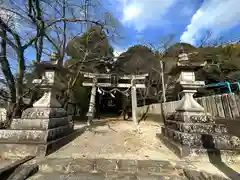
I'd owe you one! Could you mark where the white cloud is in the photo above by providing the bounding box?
[113,48,125,57]
[120,0,177,31]
[180,0,240,45]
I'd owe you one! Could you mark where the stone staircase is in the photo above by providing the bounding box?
[27,158,189,180]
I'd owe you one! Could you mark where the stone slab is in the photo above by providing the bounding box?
[165,120,228,134]
[29,172,106,180]
[162,127,240,150]
[0,124,73,143]
[28,171,188,180]
[38,158,176,175]
[21,107,67,119]
[158,133,240,163]
[30,158,188,180]
[172,111,214,123]
[0,127,85,158]
[11,117,70,130]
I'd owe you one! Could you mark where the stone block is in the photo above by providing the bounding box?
[95,159,117,172]
[165,120,228,134]
[0,127,84,158]
[162,127,202,147]
[172,111,214,123]
[11,117,70,130]
[29,172,106,180]
[163,127,240,150]
[0,124,73,143]
[117,160,138,173]
[39,158,95,173]
[0,143,46,158]
[158,133,240,162]
[105,172,137,180]
[21,107,67,119]
[137,160,173,174]
[213,134,240,150]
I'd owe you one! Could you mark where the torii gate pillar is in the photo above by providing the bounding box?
[131,79,137,124]
[86,78,97,126]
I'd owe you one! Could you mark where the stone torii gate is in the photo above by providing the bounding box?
[82,72,148,125]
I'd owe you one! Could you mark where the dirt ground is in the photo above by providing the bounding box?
[48,118,179,161]
[45,118,240,178]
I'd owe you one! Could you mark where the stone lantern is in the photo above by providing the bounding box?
[159,47,240,162]
[175,47,206,112]
[0,53,75,158]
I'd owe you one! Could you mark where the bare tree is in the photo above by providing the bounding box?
[0,0,119,127]
[135,35,177,122]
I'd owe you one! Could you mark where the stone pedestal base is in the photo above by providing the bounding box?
[0,107,76,158]
[0,124,73,143]
[158,131,240,162]
[0,125,85,159]
[160,111,240,162]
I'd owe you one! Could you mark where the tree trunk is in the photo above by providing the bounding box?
[5,102,16,128]
[0,30,18,128]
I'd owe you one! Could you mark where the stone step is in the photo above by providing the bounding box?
[28,171,187,180]
[27,158,232,180]
[37,158,183,176]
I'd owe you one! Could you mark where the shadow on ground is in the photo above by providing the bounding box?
[201,134,240,180]
[46,127,87,156]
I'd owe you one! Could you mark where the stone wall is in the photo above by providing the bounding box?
[137,93,240,120]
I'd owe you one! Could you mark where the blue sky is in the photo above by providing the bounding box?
[107,0,240,56]
[2,0,239,73]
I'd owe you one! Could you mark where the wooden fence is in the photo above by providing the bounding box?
[137,93,240,119]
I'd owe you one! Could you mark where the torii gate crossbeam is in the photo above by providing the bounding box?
[82,72,148,125]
